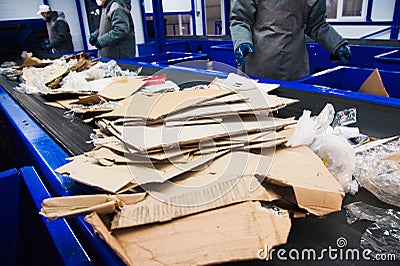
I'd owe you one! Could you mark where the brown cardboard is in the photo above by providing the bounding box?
[40,193,146,220]
[264,145,345,216]
[111,151,280,229]
[85,201,291,265]
[358,68,389,97]
[123,89,234,121]
[119,117,295,152]
[98,76,146,100]
[165,90,298,122]
[55,155,138,193]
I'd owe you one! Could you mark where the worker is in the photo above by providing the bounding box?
[230,0,352,81]
[37,4,74,53]
[89,0,136,59]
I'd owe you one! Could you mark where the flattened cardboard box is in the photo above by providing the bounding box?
[85,201,291,265]
[111,151,280,229]
[264,145,345,216]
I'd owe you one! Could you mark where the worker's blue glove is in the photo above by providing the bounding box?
[41,43,52,51]
[335,44,351,65]
[89,35,97,46]
[94,40,102,50]
[234,43,254,66]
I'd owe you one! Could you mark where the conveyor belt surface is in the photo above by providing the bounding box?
[1,61,399,265]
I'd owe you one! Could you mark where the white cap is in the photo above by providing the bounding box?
[37,4,51,15]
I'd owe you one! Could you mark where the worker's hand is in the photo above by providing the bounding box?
[41,43,52,51]
[89,35,97,46]
[234,43,254,66]
[335,45,351,65]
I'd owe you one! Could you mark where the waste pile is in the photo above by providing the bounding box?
[3,53,397,265]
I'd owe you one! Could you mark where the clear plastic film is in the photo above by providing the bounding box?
[353,137,400,207]
[345,202,400,260]
[360,212,400,260]
[332,107,357,128]
[344,201,396,224]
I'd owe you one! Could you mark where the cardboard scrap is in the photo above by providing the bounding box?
[85,201,291,266]
[98,76,146,100]
[264,145,345,216]
[122,88,234,121]
[55,155,138,193]
[40,193,146,220]
[358,68,389,97]
[119,117,295,152]
[111,151,279,229]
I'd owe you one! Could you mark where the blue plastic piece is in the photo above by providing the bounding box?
[295,66,400,102]
[373,50,400,71]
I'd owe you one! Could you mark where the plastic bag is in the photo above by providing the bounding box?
[310,134,357,194]
[286,103,357,194]
[353,137,400,207]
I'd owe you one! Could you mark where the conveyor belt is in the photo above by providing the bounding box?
[1,62,399,265]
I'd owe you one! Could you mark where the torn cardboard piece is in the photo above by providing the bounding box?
[123,89,234,121]
[85,201,291,265]
[98,76,146,100]
[263,145,345,216]
[40,193,146,220]
[111,150,279,229]
[358,68,389,97]
[119,117,295,152]
[55,155,138,193]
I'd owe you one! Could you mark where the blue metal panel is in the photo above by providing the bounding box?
[75,0,88,51]
[295,66,400,103]
[20,166,92,265]
[223,0,231,35]
[391,0,400,39]
[0,168,20,265]
[201,0,207,35]
[366,0,373,22]
[373,49,400,71]
[190,0,197,36]
[127,51,207,65]
[152,0,167,53]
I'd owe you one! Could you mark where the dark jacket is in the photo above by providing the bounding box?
[230,0,347,81]
[46,11,74,53]
[92,0,136,59]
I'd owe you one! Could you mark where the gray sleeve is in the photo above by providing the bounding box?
[98,7,131,48]
[91,29,99,39]
[229,0,256,51]
[305,0,347,54]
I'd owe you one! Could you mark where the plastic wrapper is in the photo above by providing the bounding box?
[353,138,400,207]
[1,61,17,68]
[344,201,396,224]
[310,134,357,194]
[332,107,357,127]
[60,71,93,92]
[360,212,400,260]
[286,103,357,194]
